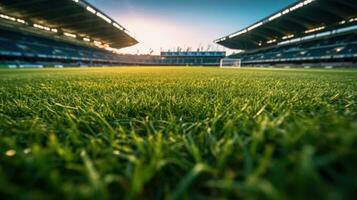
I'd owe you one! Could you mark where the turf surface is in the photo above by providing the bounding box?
[0,67,356,199]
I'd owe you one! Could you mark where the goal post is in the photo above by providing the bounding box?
[220,58,241,68]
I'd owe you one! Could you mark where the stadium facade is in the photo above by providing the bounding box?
[216,0,357,67]
[0,0,138,67]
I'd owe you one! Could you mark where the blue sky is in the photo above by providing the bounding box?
[87,0,296,54]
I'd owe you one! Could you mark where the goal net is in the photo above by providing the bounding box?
[220,58,241,68]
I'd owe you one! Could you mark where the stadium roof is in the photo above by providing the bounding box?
[215,0,357,50]
[0,0,138,48]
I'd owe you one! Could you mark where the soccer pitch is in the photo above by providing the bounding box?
[0,67,356,199]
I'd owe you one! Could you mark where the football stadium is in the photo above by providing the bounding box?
[0,0,356,199]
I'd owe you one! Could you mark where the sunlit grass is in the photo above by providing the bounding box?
[0,67,356,199]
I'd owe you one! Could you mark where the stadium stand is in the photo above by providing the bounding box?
[159,52,226,66]
[216,0,357,67]
[0,0,138,67]
[0,0,226,68]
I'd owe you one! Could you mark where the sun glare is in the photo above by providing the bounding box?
[118,16,202,55]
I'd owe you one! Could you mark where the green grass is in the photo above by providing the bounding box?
[0,67,356,200]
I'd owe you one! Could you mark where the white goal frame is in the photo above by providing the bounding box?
[220,58,241,68]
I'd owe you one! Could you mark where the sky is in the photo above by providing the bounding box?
[87,0,296,55]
